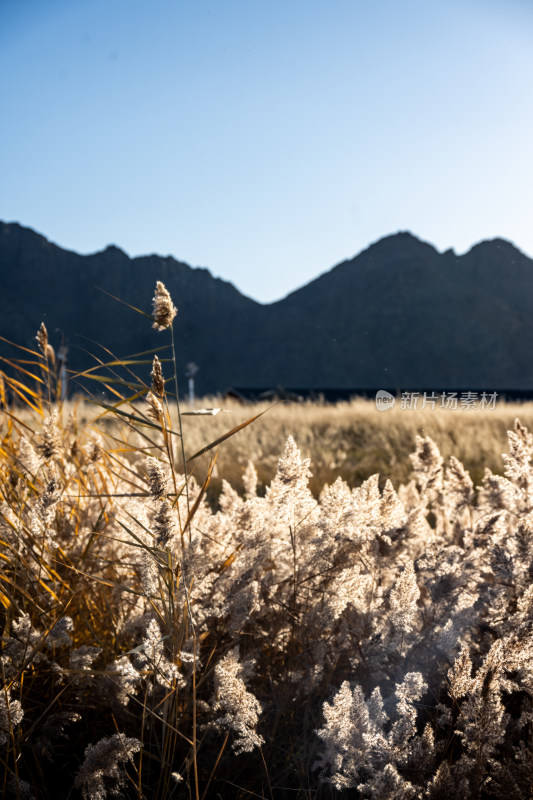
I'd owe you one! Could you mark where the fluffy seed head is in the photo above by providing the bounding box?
[390,561,420,635]
[152,281,177,331]
[154,500,174,547]
[36,322,55,363]
[146,391,163,423]
[147,457,167,499]
[150,355,165,397]
[38,411,61,460]
[36,322,48,353]
[75,732,141,798]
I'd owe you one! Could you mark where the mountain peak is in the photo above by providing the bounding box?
[363,230,439,258]
[99,244,129,259]
[465,237,525,259]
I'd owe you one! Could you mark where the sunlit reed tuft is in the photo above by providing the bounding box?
[147,457,167,500]
[151,280,177,330]
[36,320,55,363]
[150,354,165,397]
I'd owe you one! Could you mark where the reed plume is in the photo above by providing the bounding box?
[150,354,165,397]
[151,280,177,330]
[36,321,55,363]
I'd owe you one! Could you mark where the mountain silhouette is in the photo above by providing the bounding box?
[1,222,532,395]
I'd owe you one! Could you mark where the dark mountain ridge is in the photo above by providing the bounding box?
[1,221,532,395]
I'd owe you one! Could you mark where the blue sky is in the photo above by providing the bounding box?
[2,0,533,302]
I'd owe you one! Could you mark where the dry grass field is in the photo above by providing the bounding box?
[2,284,533,799]
[176,397,533,498]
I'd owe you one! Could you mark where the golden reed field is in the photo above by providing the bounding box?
[2,282,533,799]
[177,396,533,499]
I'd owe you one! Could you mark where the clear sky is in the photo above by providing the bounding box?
[2,0,533,303]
